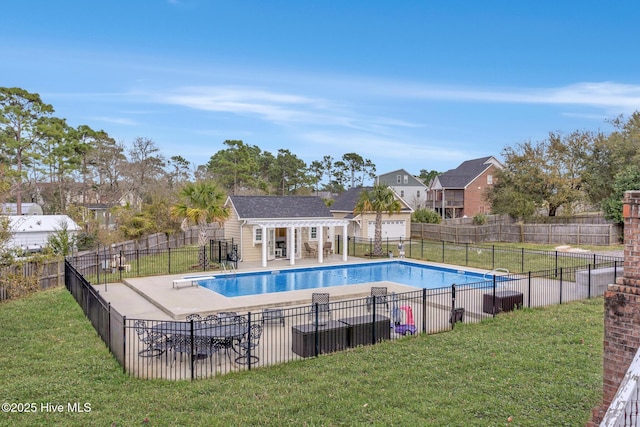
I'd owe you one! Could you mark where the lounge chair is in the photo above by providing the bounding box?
[262,308,285,327]
[366,286,389,312]
[309,292,331,323]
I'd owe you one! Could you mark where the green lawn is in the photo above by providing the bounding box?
[350,240,622,276]
[0,287,603,426]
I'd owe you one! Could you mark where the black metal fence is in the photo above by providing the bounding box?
[338,236,621,274]
[64,253,623,380]
[65,261,125,369]
[209,239,238,269]
[66,240,237,287]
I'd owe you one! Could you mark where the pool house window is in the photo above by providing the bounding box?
[309,226,318,241]
[253,227,263,244]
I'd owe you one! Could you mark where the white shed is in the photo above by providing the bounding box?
[7,215,81,252]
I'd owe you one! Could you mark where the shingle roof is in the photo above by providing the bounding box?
[377,169,426,187]
[437,156,498,188]
[330,187,372,211]
[228,196,333,219]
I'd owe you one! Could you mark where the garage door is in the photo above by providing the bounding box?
[367,220,406,239]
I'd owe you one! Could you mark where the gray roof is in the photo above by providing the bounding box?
[377,169,426,187]
[331,186,413,213]
[330,187,372,212]
[437,156,499,189]
[228,196,333,219]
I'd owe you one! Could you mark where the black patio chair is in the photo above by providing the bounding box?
[170,332,222,365]
[217,311,239,321]
[449,307,465,324]
[235,324,263,365]
[134,320,169,363]
[170,333,196,364]
[203,314,220,324]
[186,313,202,321]
[194,335,225,367]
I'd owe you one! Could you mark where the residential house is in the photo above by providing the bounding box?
[330,187,413,240]
[376,169,428,210]
[7,215,81,252]
[428,156,502,219]
[223,195,349,267]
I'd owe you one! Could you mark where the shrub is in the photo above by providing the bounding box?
[473,214,487,225]
[412,208,441,224]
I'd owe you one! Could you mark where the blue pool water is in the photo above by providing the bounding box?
[196,261,489,297]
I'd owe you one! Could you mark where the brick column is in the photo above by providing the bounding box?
[590,191,640,425]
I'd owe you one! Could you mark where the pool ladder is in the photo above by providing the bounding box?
[221,261,236,277]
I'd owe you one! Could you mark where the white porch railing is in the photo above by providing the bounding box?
[601,346,640,426]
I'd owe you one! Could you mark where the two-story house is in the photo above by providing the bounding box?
[428,156,502,219]
[376,169,428,210]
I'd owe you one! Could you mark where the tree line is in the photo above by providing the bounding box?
[2,86,638,250]
[486,113,640,224]
[0,87,382,246]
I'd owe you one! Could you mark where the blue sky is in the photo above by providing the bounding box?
[3,1,640,179]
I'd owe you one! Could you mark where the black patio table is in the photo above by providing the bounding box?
[152,321,245,338]
[152,320,248,361]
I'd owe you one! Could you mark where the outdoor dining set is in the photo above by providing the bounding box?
[132,286,436,373]
[134,312,262,366]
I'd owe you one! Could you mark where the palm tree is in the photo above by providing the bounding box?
[354,184,402,256]
[170,181,230,269]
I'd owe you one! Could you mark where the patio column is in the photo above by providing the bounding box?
[342,224,348,261]
[261,225,267,267]
[288,225,295,266]
[317,225,324,263]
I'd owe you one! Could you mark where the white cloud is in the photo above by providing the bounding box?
[297,130,471,170]
[151,85,426,136]
[155,86,333,123]
[375,80,640,111]
[90,116,138,126]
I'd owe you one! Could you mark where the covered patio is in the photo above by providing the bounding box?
[248,218,350,267]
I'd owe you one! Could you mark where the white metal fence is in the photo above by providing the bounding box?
[601,346,640,426]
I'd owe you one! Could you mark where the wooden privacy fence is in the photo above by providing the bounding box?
[411,222,622,246]
[0,259,64,301]
[103,226,222,254]
[0,226,223,302]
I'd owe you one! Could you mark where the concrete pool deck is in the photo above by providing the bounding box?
[91,256,494,320]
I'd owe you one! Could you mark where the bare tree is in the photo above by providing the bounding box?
[124,137,166,210]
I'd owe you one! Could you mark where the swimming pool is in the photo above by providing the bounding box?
[196,261,489,297]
